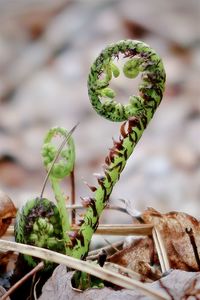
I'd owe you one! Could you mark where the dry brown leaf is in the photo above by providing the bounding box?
[0,240,169,299]
[0,251,17,274]
[108,208,200,278]
[39,265,200,300]
[141,207,200,271]
[0,190,16,237]
[108,237,161,280]
[0,286,10,300]
[0,251,17,290]
[103,262,153,283]
[0,192,17,289]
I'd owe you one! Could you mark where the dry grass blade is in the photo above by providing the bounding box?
[33,276,41,300]
[152,227,170,273]
[0,240,170,300]
[73,224,153,236]
[3,224,153,240]
[1,261,44,300]
[103,262,153,283]
[87,240,123,259]
[0,287,10,300]
[70,169,76,225]
[103,238,120,252]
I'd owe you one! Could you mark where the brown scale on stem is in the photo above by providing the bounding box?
[104,169,112,183]
[81,197,92,208]
[112,138,124,151]
[81,197,98,218]
[109,148,123,158]
[94,173,105,183]
[105,156,110,165]
[78,219,84,226]
[83,181,97,192]
[69,231,85,248]
[120,122,128,138]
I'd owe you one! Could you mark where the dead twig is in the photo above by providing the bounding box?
[33,276,41,300]
[87,240,123,260]
[3,224,153,239]
[0,239,170,300]
[73,224,153,236]
[70,169,76,225]
[1,261,44,300]
[104,262,153,283]
[185,227,200,270]
[104,238,120,252]
[152,227,170,273]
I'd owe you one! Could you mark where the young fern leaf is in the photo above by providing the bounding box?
[15,125,77,266]
[14,40,166,274]
[70,40,166,259]
[41,126,76,251]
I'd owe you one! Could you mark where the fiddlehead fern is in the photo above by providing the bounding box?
[15,127,76,266]
[15,40,165,275]
[42,127,75,180]
[70,40,166,259]
[88,40,165,122]
[15,198,65,269]
[41,126,75,251]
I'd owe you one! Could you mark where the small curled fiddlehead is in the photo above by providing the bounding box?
[41,126,75,179]
[15,198,65,269]
[41,127,75,251]
[15,126,76,266]
[70,40,166,259]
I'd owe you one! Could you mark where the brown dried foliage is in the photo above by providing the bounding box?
[0,190,16,237]
[141,207,200,271]
[108,207,200,280]
[108,237,161,281]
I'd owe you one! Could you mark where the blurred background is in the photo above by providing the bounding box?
[0,0,200,224]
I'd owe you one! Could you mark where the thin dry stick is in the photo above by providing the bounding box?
[40,123,79,198]
[70,169,76,225]
[0,240,170,300]
[1,262,44,300]
[87,240,123,258]
[72,224,153,236]
[103,262,153,283]
[3,224,153,239]
[185,227,200,270]
[30,272,37,300]
[33,276,41,300]
[103,238,120,252]
[152,227,170,273]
